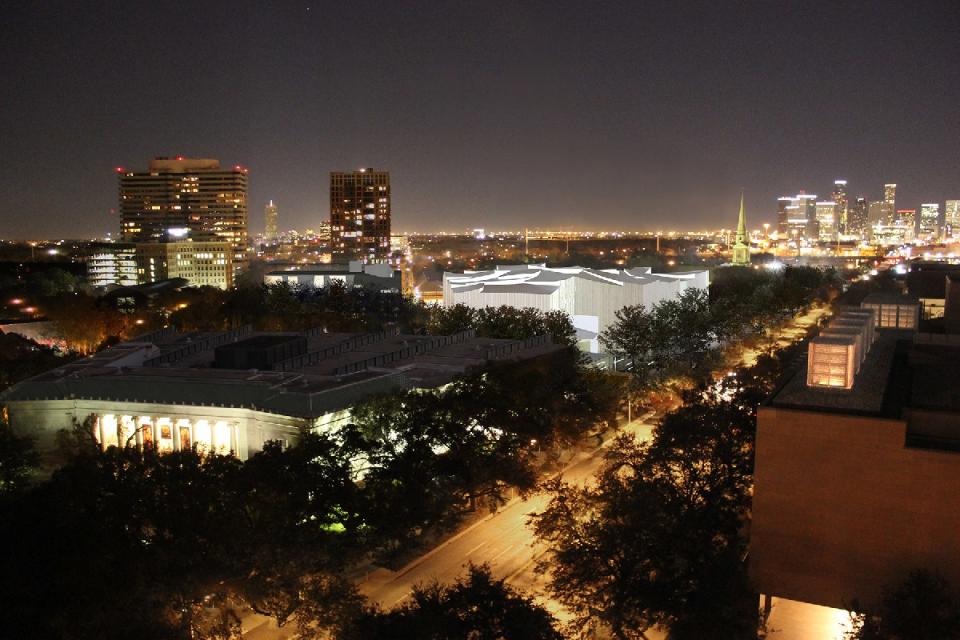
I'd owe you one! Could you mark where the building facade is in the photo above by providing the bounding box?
[815,201,838,242]
[87,244,138,287]
[330,168,391,262]
[135,241,235,289]
[265,261,401,293]
[883,183,897,208]
[443,264,709,353]
[750,295,960,615]
[264,200,278,241]
[919,203,941,241]
[118,157,249,273]
[847,196,869,238]
[1,327,562,468]
[831,180,848,234]
[944,200,960,240]
[777,193,818,240]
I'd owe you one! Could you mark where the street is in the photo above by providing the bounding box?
[240,305,832,639]
[358,417,657,608]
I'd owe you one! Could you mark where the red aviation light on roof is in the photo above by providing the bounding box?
[115,167,124,172]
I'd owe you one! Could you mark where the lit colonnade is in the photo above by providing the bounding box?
[1,326,561,467]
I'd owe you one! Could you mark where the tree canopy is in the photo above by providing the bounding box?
[847,570,960,640]
[339,565,562,640]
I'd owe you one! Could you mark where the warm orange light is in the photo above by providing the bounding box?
[9,298,23,305]
[135,319,145,325]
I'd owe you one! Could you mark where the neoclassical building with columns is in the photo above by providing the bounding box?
[1,326,560,467]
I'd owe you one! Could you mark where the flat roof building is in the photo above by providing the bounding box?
[442,264,710,353]
[0,326,562,468]
[750,294,960,619]
[265,261,401,293]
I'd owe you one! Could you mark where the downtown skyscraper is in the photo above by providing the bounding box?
[831,180,848,234]
[264,200,278,241]
[330,168,391,262]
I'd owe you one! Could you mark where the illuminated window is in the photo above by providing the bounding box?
[176,418,192,450]
[156,418,174,453]
[138,416,155,448]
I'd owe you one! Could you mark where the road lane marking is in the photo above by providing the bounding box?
[489,544,514,564]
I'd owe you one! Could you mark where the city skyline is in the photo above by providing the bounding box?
[1,2,959,238]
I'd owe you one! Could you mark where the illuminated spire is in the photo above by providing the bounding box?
[732,191,751,266]
[736,191,747,242]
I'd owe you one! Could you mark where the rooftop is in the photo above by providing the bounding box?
[1,327,562,419]
[773,332,903,416]
[445,264,708,295]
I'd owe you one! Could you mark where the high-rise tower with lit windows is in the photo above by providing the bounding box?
[831,180,848,234]
[264,200,278,240]
[330,168,391,261]
[118,157,249,269]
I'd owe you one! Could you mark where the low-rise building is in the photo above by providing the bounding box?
[0,326,561,468]
[87,244,138,287]
[136,241,235,289]
[442,264,710,353]
[264,260,401,293]
[750,294,960,618]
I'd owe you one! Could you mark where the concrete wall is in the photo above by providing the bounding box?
[750,406,960,609]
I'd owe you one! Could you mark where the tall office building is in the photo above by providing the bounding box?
[884,183,897,208]
[847,196,869,238]
[868,199,893,226]
[330,168,391,262]
[945,200,960,239]
[264,200,278,241]
[118,157,249,268]
[895,209,916,242]
[777,192,818,239]
[919,203,941,241]
[831,180,848,234]
[815,201,838,242]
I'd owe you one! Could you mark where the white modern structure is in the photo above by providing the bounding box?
[443,264,710,353]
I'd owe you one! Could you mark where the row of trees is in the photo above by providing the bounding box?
[532,353,785,639]
[0,346,617,639]
[169,283,580,346]
[530,268,843,638]
[600,265,842,388]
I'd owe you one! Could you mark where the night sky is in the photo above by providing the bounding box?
[1,1,958,238]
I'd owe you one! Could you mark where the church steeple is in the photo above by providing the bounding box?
[732,191,751,266]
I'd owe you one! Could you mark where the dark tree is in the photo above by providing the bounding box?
[0,419,38,497]
[338,565,562,640]
[532,373,765,640]
[847,570,960,640]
